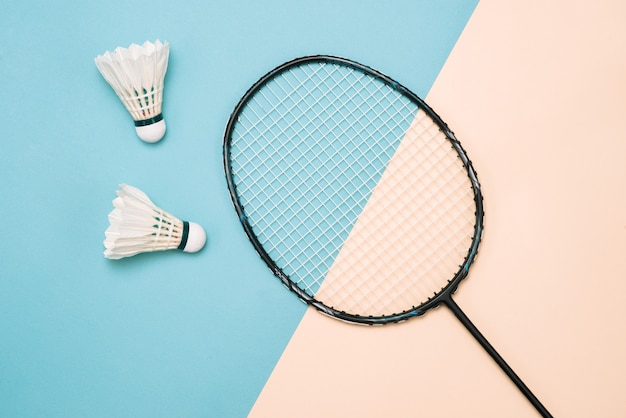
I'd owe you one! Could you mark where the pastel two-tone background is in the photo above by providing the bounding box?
[1,1,625,417]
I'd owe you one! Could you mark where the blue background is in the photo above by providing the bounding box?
[0,1,477,416]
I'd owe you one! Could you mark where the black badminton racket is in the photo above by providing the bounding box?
[223,55,552,417]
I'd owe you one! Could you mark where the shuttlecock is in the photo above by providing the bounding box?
[104,184,206,259]
[95,40,170,143]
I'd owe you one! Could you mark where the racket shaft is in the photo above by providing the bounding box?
[442,295,553,417]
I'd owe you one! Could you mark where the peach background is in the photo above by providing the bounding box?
[249,1,626,417]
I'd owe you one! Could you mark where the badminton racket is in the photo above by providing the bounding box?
[223,55,552,417]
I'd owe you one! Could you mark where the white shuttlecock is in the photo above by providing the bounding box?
[104,184,206,259]
[95,40,170,143]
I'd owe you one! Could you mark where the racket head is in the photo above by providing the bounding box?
[224,55,484,324]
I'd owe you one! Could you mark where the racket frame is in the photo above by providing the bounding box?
[223,55,484,325]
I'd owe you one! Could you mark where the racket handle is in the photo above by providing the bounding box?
[442,295,553,418]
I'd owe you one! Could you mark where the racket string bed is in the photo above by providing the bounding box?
[229,62,476,312]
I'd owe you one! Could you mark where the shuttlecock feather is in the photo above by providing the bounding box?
[104,184,206,259]
[95,40,170,143]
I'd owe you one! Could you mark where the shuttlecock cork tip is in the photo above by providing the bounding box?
[135,118,166,143]
[182,221,207,253]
